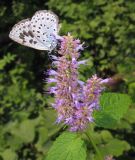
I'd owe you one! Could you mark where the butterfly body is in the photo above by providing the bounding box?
[9,10,60,51]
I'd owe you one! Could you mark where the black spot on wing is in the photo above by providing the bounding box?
[28,31,34,38]
[22,40,26,44]
[19,33,25,39]
[29,39,33,44]
[34,41,37,44]
[23,31,29,36]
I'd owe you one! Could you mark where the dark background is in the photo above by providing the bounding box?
[0,0,135,159]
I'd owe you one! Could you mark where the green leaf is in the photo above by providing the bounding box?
[0,53,16,69]
[128,83,135,101]
[45,132,86,160]
[100,130,113,143]
[93,0,106,5]
[124,108,135,123]
[11,120,35,143]
[99,139,130,157]
[112,119,132,131]
[94,93,131,128]
[35,127,48,152]
[0,149,18,160]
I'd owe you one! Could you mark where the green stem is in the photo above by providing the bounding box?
[85,132,104,160]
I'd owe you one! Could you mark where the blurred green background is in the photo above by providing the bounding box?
[0,0,135,160]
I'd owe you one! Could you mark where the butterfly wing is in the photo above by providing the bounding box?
[9,19,49,50]
[30,10,60,51]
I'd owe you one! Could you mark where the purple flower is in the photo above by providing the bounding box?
[47,34,109,131]
[83,75,105,110]
[46,78,57,83]
[47,69,57,76]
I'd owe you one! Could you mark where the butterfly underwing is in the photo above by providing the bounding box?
[9,10,60,51]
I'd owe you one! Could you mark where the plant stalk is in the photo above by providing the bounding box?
[85,132,104,160]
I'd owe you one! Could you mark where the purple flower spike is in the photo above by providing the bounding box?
[47,69,57,76]
[47,34,109,132]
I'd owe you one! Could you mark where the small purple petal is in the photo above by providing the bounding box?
[78,80,85,86]
[87,117,94,122]
[75,100,81,109]
[100,78,112,84]
[47,69,57,76]
[46,78,57,83]
[75,44,84,51]
[56,115,63,123]
[49,87,57,94]
[65,117,74,124]
[72,58,77,64]
[70,126,78,132]
[78,60,87,65]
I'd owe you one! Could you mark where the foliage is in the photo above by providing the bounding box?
[0,0,135,160]
[0,54,62,159]
[46,132,86,160]
[94,93,131,128]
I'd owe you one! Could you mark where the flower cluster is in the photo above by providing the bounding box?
[47,34,109,131]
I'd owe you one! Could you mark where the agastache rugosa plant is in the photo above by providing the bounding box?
[47,34,110,131]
